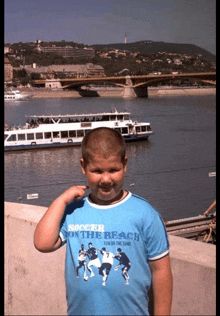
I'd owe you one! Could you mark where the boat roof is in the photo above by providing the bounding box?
[26,111,131,119]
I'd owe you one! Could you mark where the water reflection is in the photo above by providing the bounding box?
[126,139,153,157]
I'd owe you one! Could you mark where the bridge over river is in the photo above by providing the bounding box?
[32,72,216,98]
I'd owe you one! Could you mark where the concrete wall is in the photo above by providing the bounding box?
[5,202,216,315]
[170,235,216,315]
[45,79,62,89]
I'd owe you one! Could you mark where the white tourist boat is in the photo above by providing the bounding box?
[4,108,154,151]
[4,89,33,101]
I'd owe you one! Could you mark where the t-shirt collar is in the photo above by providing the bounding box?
[86,191,131,209]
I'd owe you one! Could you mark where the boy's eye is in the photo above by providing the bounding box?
[109,169,119,173]
[92,169,102,174]
[91,169,119,174]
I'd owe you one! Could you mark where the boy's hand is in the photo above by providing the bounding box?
[61,185,89,205]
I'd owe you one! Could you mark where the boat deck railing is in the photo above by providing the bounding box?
[4,124,39,132]
[4,116,134,132]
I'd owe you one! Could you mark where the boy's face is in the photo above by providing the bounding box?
[80,154,128,205]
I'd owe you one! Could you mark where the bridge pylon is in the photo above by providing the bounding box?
[123,76,148,98]
[123,86,137,98]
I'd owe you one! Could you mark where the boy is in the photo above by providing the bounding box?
[34,127,173,315]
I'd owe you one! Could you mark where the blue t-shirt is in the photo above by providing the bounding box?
[59,192,169,315]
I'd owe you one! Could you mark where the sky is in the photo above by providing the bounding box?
[4,0,216,54]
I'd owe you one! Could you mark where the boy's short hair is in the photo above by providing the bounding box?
[81,127,126,165]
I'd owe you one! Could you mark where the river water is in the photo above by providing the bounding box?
[4,94,216,220]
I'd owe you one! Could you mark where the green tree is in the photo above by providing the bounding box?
[30,72,41,80]
[20,77,30,86]
[18,69,27,77]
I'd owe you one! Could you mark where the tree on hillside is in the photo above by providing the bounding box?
[30,73,41,80]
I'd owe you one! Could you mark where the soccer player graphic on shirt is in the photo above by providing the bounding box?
[99,247,115,286]
[86,242,101,277]
[114,248,131,285]
[76,244,88,280]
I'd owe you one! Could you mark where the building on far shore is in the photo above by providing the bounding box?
[4,57,13,82]
[13,63,105,80]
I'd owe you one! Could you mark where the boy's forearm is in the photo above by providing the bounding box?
[151,268,173,315]
[149,255,173,315]
[34,196,67,252]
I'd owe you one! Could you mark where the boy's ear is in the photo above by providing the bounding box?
[123,156,128,171]
[80,159,86,175]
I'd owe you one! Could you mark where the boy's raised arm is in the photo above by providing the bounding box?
[34,185,88,253]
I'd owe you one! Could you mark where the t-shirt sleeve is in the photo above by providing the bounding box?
[59,200,85,246]
[144,211,170,261]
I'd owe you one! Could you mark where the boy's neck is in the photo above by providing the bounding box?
[89,190,128,206]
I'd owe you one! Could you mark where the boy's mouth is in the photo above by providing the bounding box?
[99,186,113,192]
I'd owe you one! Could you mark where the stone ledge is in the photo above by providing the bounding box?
[169,234,216,269]
[4,201,47,224]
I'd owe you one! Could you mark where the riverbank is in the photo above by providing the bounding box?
[149,86,216,97]
[20,86,216,98]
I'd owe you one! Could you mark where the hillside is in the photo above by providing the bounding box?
[92,41,216,62]
[5,40,216,79]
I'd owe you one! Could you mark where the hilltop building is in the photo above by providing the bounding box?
[35,44,95,59]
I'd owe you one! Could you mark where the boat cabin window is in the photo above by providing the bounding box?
[27,133,35,140]
[136,126,141,133]
[102,115,109,121]
[18,134,26,141]
[117,115,123,121]
[77,130,84,137]
[114,128,121,134]
[61,131,68,138]
[121,127,128,135]
[36,133,43,139]
[141,126,147,132]
[7,134,17,142]
[83,116,89,121]
[4,134,9,141]
[124,115,130,120]
[44,132,51,139]
[147,125,152,131]
[69,130,76,137]
[110,115,116,121]
[53,131,60,138]
[85,129,91,135]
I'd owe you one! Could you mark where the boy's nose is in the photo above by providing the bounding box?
[100,172,111,184]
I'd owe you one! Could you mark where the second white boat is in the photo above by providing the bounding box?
[4,89,33,101]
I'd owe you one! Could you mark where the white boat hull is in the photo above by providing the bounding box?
[4,95,33,101]
[4,134,153,151]
[4,109,154,151]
